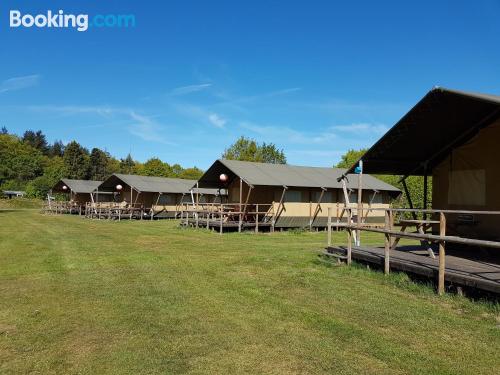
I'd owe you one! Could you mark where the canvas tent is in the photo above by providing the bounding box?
[52,179,102,205]
[97,174,224,218]
[197,159,400,228]
[344,87,500,239]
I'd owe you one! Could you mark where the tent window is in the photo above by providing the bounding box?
[312,191,333,203]
[158,194,176,205]
[448,169,485,206]
[283,190,302,202]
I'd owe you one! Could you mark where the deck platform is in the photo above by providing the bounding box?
[325,245,500,294]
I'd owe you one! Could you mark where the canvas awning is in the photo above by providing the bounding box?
[52,179,102,194]
[345,87,500,176]
[98,173,222,195]
[198,159,400,195]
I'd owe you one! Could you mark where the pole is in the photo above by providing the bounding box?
[384,210,391,275]
[438,212,446,295]
[327,207,332,247]
[356,160,363,246]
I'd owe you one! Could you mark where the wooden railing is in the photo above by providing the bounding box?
[179,202,275,233]
[42,201,84,215]
[84,202,147,220]
[326,207,500,294]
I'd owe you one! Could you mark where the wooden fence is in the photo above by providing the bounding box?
[326,207,500,295]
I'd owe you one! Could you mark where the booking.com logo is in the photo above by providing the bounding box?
[9,10,136,32]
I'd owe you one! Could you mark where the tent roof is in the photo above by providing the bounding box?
[197,159,400,193]
[53,179,102,194]
[345,87,500,176]
[99,174,222,195]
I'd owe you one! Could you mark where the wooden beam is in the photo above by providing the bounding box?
[310,188,326,229]
[438,212,446,295]
[272,186,288,228]
[327,207,332,246]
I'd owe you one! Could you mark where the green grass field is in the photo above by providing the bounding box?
[0,210,499,374]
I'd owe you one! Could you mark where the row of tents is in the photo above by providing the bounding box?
[48,160,401,228]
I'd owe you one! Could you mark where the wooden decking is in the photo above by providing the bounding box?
[324,245,500,294]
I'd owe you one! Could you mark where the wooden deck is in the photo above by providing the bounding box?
[324,245,500,294]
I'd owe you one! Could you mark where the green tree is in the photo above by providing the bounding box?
[88,148,110,180]
[63,141,89,179]
[178,167,204,180]
[223,136,286,164]
[142,158,171,177]
[120,153,136,174]
[49,140,65,157]
[0,134,44,188]
[22,130,49,155]
[335,148,368,169]
[1,126,7,135]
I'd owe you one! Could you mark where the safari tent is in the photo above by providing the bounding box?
[51,179,102,206]
[96,173,224,218]
[195,159,400,230]
[344,87,500,240]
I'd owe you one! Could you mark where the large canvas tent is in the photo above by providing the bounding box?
[52,179,102,205]
[97,174,224,218]
[344,87,500,240]
[197,159,400,228]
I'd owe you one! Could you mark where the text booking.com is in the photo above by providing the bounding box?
[9,10,135,32]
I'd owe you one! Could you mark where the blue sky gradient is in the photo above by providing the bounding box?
[1,0,499,168]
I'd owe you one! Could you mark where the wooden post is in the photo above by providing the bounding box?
[309,201,313,231]
[384,210,391,275]
[357,160,363,246]
[347,228,352,265]
[238,178,243,233]
[219,203,223,235]
[438,212,446,295]
[423,173,428,220]
[327,207,332,247]
[255,204,259,233]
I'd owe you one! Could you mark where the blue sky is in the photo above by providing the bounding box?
[1,0,499,169]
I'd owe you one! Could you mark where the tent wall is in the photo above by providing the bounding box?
[225,178,392,227]
[432,118,500,239]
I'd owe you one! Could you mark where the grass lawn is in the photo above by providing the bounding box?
[0,210,499,374]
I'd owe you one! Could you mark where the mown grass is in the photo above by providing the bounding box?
[0,197,43,210]
[0,210,499,374]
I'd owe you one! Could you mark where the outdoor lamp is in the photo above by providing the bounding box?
[62,185,68,190]
[116,184,123,191]
[219,174,228,183]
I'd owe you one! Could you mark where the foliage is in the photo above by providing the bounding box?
[22,129,49,155]
[0,128,205,197]
[88,148,114,181]
[63,141,90,179]
[335,148,367,169]
[142,157,171,177]
[0,134,44,189]
[178,167,204,180]
[223,136,287,164]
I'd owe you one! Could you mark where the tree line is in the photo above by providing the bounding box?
[0,130,286,199]
[0,128,204,199]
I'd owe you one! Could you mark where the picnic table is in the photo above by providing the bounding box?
[392,219,440,258]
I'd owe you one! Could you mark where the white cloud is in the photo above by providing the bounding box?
[128,112,174,145]
[208,113,226,128]
[330,123,388,134]
[170,83,212,96]
[26,104,116,117]
[240,121,336,145]
[0,74,40,93]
